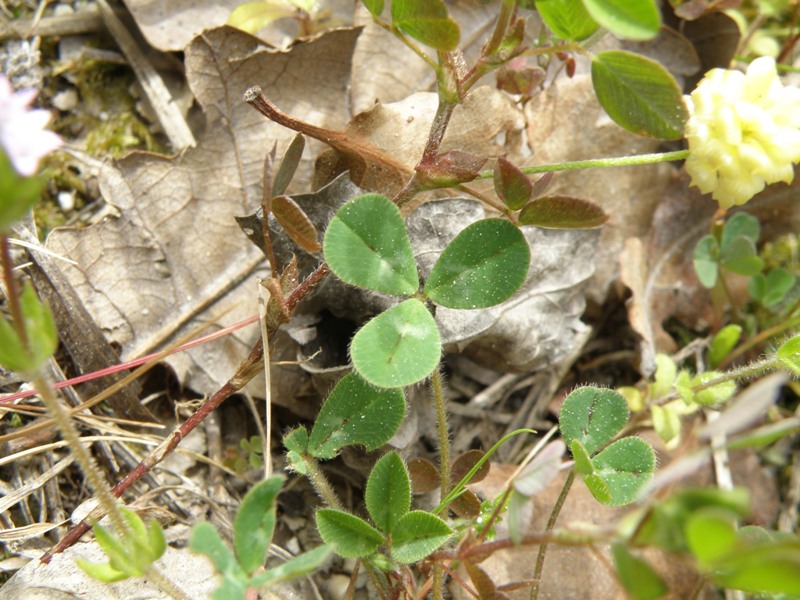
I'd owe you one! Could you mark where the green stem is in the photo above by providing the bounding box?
[715,269,742,323]
[32,373,130,536]
[722,313,800,369]
[655,354,787,406]
[431,368,451,498]
[369,17,439,72]
[1,235,29,349]
[3,244,185,595]
[434,428,536,516]
[304,455,343,511]
[475,150,690,179]
[144,565,192,600]
[530,469,575,600]
[432,565,444,600]
[483,0,516,58]
[1,234,129,534]
[459,0,516,92]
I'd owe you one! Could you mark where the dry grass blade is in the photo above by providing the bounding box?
[0,456,74,514]
[95,0,195,149]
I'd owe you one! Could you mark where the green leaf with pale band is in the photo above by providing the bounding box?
[350,299,441,388]
[425,219,530,310]
[323,194,418,296]
[591,50,688,140]
[308,373,406,458]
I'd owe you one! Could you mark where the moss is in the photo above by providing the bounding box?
[51,58,165,158]
[761,233,800,275]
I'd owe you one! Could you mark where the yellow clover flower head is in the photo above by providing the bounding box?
[684,56,800,209]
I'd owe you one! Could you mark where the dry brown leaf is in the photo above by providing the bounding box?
[46,27,361,395]
[123,0,245,52]
[186,26,360,194]
[619,179,717,374]
[620,166,800,375]
[315,85,522,196]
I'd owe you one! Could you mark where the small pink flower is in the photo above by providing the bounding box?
[0,74,62,176]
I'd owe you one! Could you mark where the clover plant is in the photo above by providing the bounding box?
[316,452,453,564]
[559,387,656,506]
[238,0,800,595]
[323,193,531,388]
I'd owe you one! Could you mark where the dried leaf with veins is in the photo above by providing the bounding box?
[46,27,361,395]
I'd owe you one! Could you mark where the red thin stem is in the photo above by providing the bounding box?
[42,263,330,561]
[1,234,29,349]
[1,315,260,406]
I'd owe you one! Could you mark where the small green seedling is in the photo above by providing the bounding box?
[559,386,656,506]
[748,267,796,308]
[76,507,166,583]
[694,213,764,289]
[225,435,264,473]
[190,475,332,600]
[316,451,453,565]
[625,353,738,445]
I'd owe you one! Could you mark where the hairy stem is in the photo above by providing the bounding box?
[459,0,516,92]
[432,367,451,498]
[144,565,193,600]
[432,565,444,600]
[530,469,575,600]
[475,150,690,179]
[721,312,800,369]
[1,235,29,349]
[430,367,449,600]
[32,372,130,535]
[653,354,787,406]
[304,456,343,510]
[1,234,130,540]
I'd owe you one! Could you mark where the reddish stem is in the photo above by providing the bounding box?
[1,315,260,406]
[1,235,30,349]
[42,263,330,562]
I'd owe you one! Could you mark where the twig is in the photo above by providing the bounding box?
[43,263,331,561]
[95,0,195,149]
[530,470,575,600]
[0,4,102,39]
